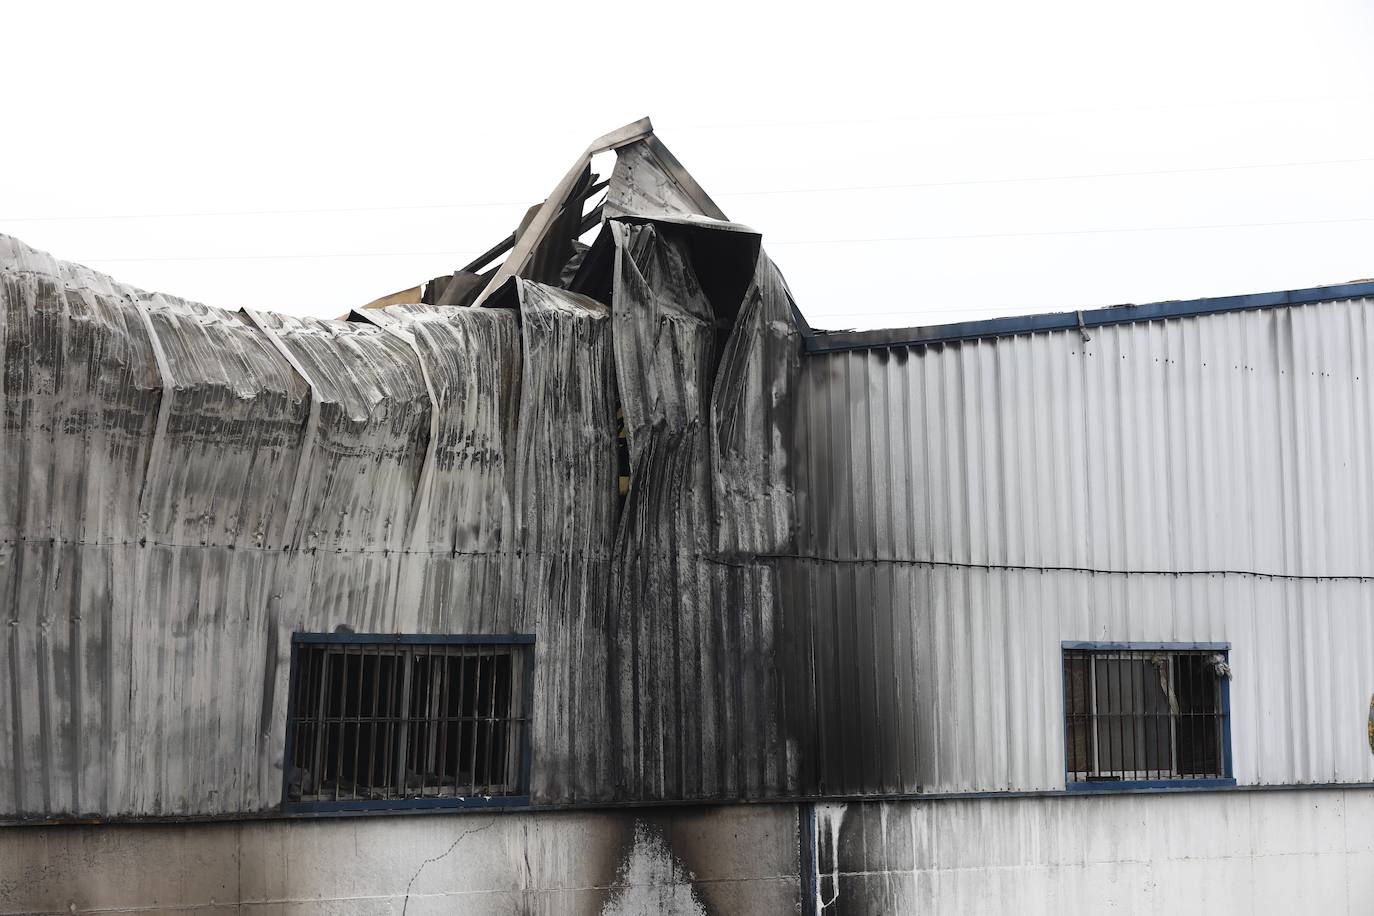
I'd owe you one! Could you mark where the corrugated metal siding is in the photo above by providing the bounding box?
[0,178,809,816]
[128,297,305,815]
[0,239,163,816]
[800,303,1374,575]
[512,280,619,803]
[608,221,801,801]
[0,238,540,815]
[610,219,722,801]
[796,301,1374,793]
[8,141,1374,820]
[380,303,522,633]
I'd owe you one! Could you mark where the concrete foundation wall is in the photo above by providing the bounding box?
[9,788,1374,914]
[0,805,800,915]
[815,787,1374,915]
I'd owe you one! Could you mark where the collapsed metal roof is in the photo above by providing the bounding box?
[349,114,1374,356]
[352,118,738,315]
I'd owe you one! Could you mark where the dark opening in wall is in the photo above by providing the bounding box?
[615,405,632,514]
[1063,645,1232,788]
[285,635,533,810]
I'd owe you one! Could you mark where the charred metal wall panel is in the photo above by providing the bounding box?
[607,222,802,801]
[0,238,542,816]
[1,240,159,817]
[610,220,722,800]
[513,280,619,802]
[796,300,1374,793]
[0,193,814,816]
[382,303,522,633]
[7,135,1374,822]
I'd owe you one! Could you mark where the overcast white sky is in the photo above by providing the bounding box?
[3,0,1373,330]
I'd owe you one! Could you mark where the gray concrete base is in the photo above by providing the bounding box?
[0,806,800,915]
[11,789,1374,914]
[812,788,1374,915]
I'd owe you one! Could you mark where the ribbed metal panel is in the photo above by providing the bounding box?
[8,154,1373,821]
[801,302,1374,576]
[0,138,817,819]
[0,206,808,816]
[0,236,530,816]
[796,300,1374,792]
[608,221,801,801]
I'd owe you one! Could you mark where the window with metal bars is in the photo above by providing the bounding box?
[284,634,533,810]
[1063,643,1233,789]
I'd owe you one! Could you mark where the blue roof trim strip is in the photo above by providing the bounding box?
[803,279,1374,353]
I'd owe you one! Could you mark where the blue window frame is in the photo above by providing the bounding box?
[1062,641,1234,792]
[283,633,534,812]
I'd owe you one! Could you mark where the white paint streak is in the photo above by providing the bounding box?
[600,821,708,916]
[813,802,846,913]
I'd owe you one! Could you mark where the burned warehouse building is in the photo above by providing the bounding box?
[4,120,1374,914]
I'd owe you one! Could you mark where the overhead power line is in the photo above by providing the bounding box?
[79,250,478,264]
[675,91,1374,131]
[0,202,527,224]
[718,156,1374,198]
[767,215,1374,246]
[73,214,1374,265]
[6,155,1373,224]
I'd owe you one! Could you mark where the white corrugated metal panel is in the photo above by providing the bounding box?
[797,301,1374,793]
[904,566,1374,792]
[800,301,1374,576]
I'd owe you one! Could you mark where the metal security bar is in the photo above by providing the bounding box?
[284,635,532,808]
[1063,647,1229,785]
